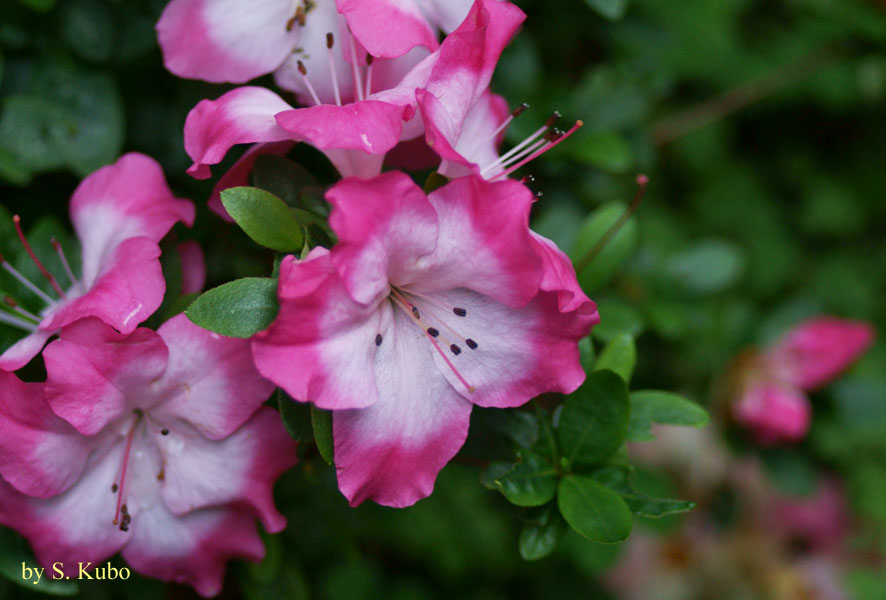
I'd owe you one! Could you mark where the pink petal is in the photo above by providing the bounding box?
[531,231,599,315]
[157,0,299,84]
[41,237,167,334]
[333,306,473,507]
[0,329,54,372]
[43,318,169,436]
[771,316,875,390]
[252,249,382,411]
[432,89,509,177]
[208,140,295,221]
[412,0,475,33]
[733,381,812,445]
[184,87,295,180]
[158,408,295,533]
[70,152,194,284]
[0,373,93,498]
[122,504,265,597]
[150,314,275,439]
[326,171,439,305]
[176,241,207,295]
[338,0,439,58]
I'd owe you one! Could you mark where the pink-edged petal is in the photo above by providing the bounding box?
[323,148,386,179]
[122,504,265,598]
[150,314,275,439]
[733,381,812,445]
[0,372,93,498]
[326,172,439,305]
[41,237,166,334]
[275,101,407,156]
[424,287,594,408]
[157,407,295,533]
[771,316,875,390]
[208,141,295,221]
[413,0,475,33]
[0,443,133,576]
[531,231,599,315]
[157,0,299,84]
[70,152,194,285]
[333,307,473,507]
[338,0,439,58]
[415,176,542,307]
[0,329,54,372]
[252,248,382,411]
[43,318,168,436]
[433,90,509,177]
[184,87,295,180]
[177,241,207,295]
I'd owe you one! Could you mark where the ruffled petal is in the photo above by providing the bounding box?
[150,314,275,439]
[432,89,509,177]
[326,172,439,305]
[0,329,54,372]
[770,316,875,390]
[184,87,295,180]
[43,318,169,436]
[252,248,382,411]
[333,306,473,507]
[0,373,93,498]
[412,0,475,33]
[157,0,299,84]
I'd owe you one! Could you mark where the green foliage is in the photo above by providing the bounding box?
[221,187,305,253]
[557,475,632,543]
[312,406,334,465]
[593,333,637,382]
[559,370,631,467]
[493,450,558,507]
[627,391,709,442]
[571,203,638,291]
[518,505,568,561]
[186,278,279,338]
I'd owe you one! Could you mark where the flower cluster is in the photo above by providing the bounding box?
[0,0,600,594]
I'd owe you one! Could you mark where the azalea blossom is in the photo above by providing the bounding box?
[732,316,874,444]
[0,153,194,371]
[182,0,525,216]
[252,172,598,507]
[0,314,293,596]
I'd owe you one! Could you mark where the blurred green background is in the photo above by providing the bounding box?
[1,0,884,598]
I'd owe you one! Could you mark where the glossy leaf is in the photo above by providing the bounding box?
[493,450,558,507]
[221,187,304,252]
[558,370,631,467]
[557,475,632,543]
[186,278,279,338]
[593,333,636,382]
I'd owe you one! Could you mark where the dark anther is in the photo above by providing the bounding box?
[450,344,462,355]
[111,483,118,493]
[427,327,440,337]
[512,102,529,117]
[297,60,307,75]
[375,334,383,346]
[545,111,561,128]
[412,306,421,319]
[466,339,478,350]
[453,307,467,317]
[161,428,169,436]
[366,53,374,65]
[326,32,334,49]
[121,504,128,515]
[157,470,165,481]
[3,296,15,307]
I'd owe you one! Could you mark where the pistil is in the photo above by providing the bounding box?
[113,411,143,528]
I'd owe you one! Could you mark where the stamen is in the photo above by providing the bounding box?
[487,102,530,144]
[427,327,440,337]
[389,294,475,393]
[13,216,66,299]
[348,29,364,102]
[113,412,142,526]
[480,124,548,177]
[450,344,462,355]
[51,238,77,285]
[375,333,383,346]
[326,33,343,106]
[287,4,306,30]
[453,307,467,317]
[491,120,584,181]
[4,296,40,323]
[1,253,56,306]
[296,60,323,107]
[466,339,478,350]
[0,309,37,332]
[412,306,421,320]
[111,484,118,493]
[365,54,374,98]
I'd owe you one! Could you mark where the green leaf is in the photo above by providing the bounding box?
[277,390,313,443]
[571,203,638,292]
[584,0,629,21]
[312,406,334,465]
[251,155,319,208]
[186,278,278,338]
[557,475,632,543]
[423,172,450,193]
[627,391,709,442]
[519,505,568,561]
[593,333,636,382]
[558,370,630,467]
[621,494,694,518]
[0,528,78,595]
[221,187,304,252]
[493,450,558,507]
[578,336,596,373]
[572,130,633,172]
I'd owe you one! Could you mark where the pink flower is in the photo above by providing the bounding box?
[0,153,194,371]
[768,478,850,552]
[252,172,598,507]
[0,314,293,597]
[732,317,874,444]
[182,0,525,217]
